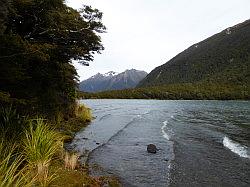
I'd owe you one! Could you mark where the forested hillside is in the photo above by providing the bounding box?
[138,20,250,88]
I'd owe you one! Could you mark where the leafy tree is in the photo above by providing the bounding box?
[0,0,105,118]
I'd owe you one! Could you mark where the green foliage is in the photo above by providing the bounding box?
[0,105,28,140]
[0,0,105,119]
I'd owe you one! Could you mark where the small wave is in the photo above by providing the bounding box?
[223,137,249,159]
[161,116,174,141]
[161,121,170,140]
[161,116,174,140]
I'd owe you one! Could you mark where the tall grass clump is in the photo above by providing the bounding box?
[22,118,64,185]
[76,104,92,122]
[0,139,33,187]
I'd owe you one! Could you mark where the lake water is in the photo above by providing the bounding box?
[70,100,250,187]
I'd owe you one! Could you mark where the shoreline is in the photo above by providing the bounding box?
[65,115,122,186]
[71,99,250,186]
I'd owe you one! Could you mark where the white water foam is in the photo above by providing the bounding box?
[223,137,249,159]
[161,116,174,141]
[161,121,170,140]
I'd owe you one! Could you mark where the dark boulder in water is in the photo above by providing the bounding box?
[147,144,157,153]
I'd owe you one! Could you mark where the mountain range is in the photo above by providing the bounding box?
[138,19,250,88]
[81,19,249,100]
[79,69,147,92]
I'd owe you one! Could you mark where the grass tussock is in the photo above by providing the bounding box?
[76,104,92,122]
[22,118,64,185]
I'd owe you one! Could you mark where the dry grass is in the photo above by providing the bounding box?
[64,151,79,170]
[50,159,102,187]
[76,104,92,122]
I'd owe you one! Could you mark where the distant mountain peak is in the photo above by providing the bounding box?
[104,71,118,77]
[79,69,148,92]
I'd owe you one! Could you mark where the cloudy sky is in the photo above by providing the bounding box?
[66,0,250,81]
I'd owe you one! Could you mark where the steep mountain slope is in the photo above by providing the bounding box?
[79,69,147,92]
[138,20,250,88]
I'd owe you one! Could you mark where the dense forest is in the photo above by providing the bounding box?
[80,82,249,100]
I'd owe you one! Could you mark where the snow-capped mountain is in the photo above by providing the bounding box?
[79,69,148,92]
[103,71,119,77]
